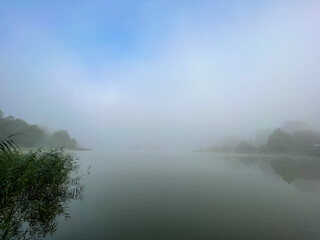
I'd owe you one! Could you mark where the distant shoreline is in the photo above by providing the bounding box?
[194,150,320,158]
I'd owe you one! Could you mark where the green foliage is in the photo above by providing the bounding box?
[0,136,83,240]
[266,128,320,155]
[0,110,79,149]
[0,116,45,147]
[49,130,78,149]
[200,121,320,156]
[267,128,293,152]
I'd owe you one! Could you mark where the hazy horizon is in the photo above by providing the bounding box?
[1,0,320,150]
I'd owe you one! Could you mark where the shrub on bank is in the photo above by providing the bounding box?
[0,137,83,240]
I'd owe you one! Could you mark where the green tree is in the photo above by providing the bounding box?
[0,115,45,147]
[267,128,292,152]
[0,110,80,149]
[51,130,78,149]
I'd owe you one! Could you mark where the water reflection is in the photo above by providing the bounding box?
[46,151,320,240]
[236,154,320,191]
[0,164,84,240]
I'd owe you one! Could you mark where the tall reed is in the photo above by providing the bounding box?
[0,135,83,240]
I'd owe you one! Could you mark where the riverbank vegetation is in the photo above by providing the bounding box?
[0,109,82,150]
[199,121,320,156]
[0,136,84,239]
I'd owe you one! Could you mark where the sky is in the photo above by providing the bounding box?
[0,0,320,150]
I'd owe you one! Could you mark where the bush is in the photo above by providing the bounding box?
[267,129,293,153]
[0,137,83,240]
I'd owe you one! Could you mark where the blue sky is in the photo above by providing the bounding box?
[1,0,320,149]
[0,0,267,65]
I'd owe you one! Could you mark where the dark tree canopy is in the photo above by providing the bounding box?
[267,128,320,154]
[0,110,79,149]
[267,128,293,152]
[50,130,78,149]
[0,115,45,147]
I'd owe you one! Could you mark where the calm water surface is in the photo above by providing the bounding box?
[52,151,320,240]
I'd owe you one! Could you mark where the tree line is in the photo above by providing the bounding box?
[0,109,79,149]
[201,121,320,156]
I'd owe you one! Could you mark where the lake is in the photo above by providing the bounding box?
[52,151,320,240]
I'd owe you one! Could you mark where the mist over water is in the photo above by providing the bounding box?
[1,1,320,239]
[1,0,320,150]
[53,151,320,240]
